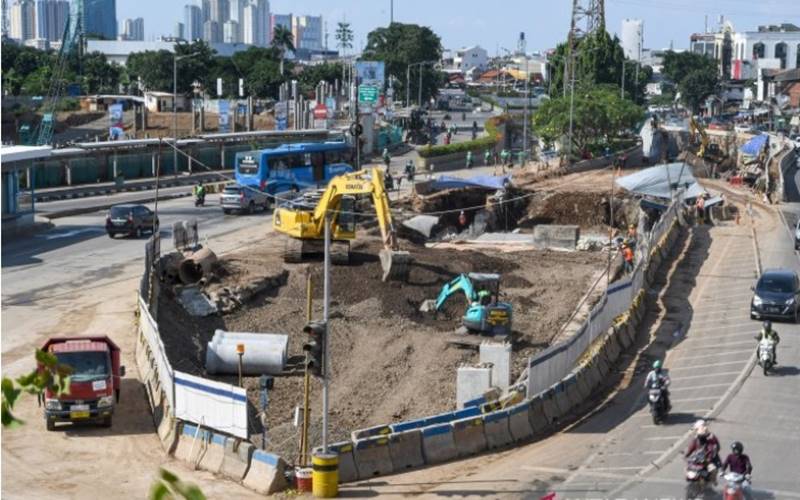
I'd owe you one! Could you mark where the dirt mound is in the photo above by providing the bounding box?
[156,234,605,460]
[520,191,638,230]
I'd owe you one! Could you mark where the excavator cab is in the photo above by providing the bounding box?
[422,273,513,336]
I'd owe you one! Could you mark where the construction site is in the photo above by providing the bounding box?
[153,165,642,462]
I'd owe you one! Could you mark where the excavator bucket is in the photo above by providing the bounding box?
[379,249,411,282]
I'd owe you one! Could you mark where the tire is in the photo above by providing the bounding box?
[135,226,143,238]
[794,307,799,324]
[46,419,55,431]
[101,416,112,428]
[248,201,255,214]
[108,233,115,239]
[223,209,231,215]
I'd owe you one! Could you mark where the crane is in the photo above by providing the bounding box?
[272,168,411,281]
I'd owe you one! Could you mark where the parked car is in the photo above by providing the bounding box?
[220,183,271,214]
[750,268,800,322]
[106,204,158,238]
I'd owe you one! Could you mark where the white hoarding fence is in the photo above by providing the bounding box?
[139,296,175,409]
[174,370,249,439]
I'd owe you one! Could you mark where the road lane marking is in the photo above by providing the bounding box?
[644,436,684,441]
[584,466,644,471]
[670,396,719,403]
[669,370,740,381]
[673,348,753,361]
[672,339,755,349]
[669,360,748,371]
[670,382,730,392]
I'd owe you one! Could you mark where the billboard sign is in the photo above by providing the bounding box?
[109,103,124,128]
[355,61,385,88]
[218,100,230,133]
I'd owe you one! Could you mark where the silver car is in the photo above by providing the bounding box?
[220,184,270,214]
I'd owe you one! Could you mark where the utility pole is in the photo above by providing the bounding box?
[322,214,331,452]
[564,0,605,97]
[390,0,394,24]
[520,32,529,165]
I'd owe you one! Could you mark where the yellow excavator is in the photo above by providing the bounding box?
[689,117,727,164]
[272,168,411,281]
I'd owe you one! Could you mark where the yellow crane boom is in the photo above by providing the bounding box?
[272,168,411,281]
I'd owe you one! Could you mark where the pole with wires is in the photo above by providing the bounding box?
[322,212,331,453]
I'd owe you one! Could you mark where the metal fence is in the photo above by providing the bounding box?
[527,198,681,396]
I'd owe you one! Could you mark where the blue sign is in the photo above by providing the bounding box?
[218,100,231,133]
[109,103,123,128]
[325,96,336,110]
[355,61,385,87]
[276,117,288,130]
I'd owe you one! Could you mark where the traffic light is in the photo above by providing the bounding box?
[303,321,327,378]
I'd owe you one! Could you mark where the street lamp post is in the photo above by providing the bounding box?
[406,61,438,108]
[173,51,201,178]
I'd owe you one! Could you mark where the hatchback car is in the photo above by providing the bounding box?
[750,268,800,322]
[106,204,159,238]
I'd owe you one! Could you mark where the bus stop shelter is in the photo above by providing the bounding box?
[1,145,52,236]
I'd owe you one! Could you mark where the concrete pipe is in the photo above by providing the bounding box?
[205,330,288,375]
[178,247,218,284]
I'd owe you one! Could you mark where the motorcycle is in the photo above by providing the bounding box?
[757,337,775,375]
[685,449,717,499]
[723,472,748,500]
[194,193,205,207]
[648,384,668,424]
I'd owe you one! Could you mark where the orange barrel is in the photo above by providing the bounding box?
[295,467,312,492]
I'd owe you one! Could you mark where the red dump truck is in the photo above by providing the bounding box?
[41,336,125,431]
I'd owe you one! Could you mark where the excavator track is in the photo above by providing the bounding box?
[331,241,351,265]
[283,238,304,263]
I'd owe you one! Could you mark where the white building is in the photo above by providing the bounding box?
[621,19,643,61]
[223,19,238,43]
[453,45,488,72]
[184,4,202,42]
[241,3,257,45]
[10,0,36,42]
[293,14,322,51]
[174,22,184,40]
[203,19,220,42]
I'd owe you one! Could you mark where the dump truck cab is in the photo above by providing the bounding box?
[41,336,124,431]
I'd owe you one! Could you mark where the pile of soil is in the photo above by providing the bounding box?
[520,191,638,231]
[156,235,605,461]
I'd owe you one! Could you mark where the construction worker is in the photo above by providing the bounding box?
[696,194,706,224]
[500,149,510,165]
[477,287,492,306]
[626,223,638,249]
[622,242,634,273]
[755,320,780,364]
[484,149,493,166]
[466,150,474,169]
[384,168,394,191]
[382,148,391,168]
[404,160,416,183]
[458,210,468,230]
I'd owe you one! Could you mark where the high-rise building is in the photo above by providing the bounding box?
[34,0,69,42]
[223,19,238,43]
[174,21,184,40]
[292,14,322,51]
[228,0,243,24]
[120,16,144,40]
[81,0,117,40]
[201,0,210,23]
[271,12,290,45]
[621,18,643,61]
[209,0,229,25]
[184,4,202,41]
[203,19,220,42]
[241,2,256,44]
[10,0,36,42]
[253,0,269,45]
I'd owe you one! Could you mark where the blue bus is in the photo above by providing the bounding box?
[234,141,354,196]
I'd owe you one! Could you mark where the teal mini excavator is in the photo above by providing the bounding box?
[422,273,513,336]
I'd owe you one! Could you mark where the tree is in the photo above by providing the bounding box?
[298,62,344,95]
[82,52,122,94]
[363,23,443,106]
[547,30,650,104]
[272,25,295,76]
[231,46,286,98]
[533,84,644,155]
[661,51,719,112]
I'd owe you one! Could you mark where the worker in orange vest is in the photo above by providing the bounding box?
[622,242,634,273]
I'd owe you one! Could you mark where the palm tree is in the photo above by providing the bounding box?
[271,25,295,76]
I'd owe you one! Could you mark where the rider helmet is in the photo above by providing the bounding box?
[652,360,662,372]
[731,441,743,454]
[763,320,772,330]
[693,419,709,437]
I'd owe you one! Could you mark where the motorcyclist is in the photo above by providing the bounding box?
[194,182,206,204]
[382,148,391,168]
[643,360,671,412]
[755,320,780,364]
[721,441,753,497]
[686,419,721,483]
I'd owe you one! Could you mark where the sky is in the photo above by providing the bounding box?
[120,0,800,52]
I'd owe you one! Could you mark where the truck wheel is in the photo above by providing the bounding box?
[248,201,256,214]
[101,416,112,428]
[46,419,55,431]
[223,209,231,215]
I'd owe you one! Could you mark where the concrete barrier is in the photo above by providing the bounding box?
[507,402,534,442]
[390,418,427,434]
[584,359,603,392]
[197,431,226,474]
[242,449,287,494]
[173,422,208,467]
[220,437,254,481]
[563,374,583,410]
[420,424,458,465]
[352,424,392,441]
[451,416,487,457]
[552,383,572,417]
[155,404,178,453]
[541,387,562,424]
[352,435,393,478]
[603,332,622,364]
[388,429,425,471]
[313,441,358,483]
[483,410,513,449]
[615,322,632,350]
[593,349,612,379]
[527,396,550,434]
[574,367,593,401]
[533,224,580,250]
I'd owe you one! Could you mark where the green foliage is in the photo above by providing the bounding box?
[56,98,81,111]
[272,25,295,54]
[2,350,72,428]
[150,469,206,500]
[661,51,719,113]
[547,31,650,104]
[298,62,345,95]
[533,85,644,153]
[363,23,443,105]
[418,135,497,158]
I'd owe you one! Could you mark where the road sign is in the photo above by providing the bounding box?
[313,103,328,120]
[358,85,379,103]
[355,61,385,87]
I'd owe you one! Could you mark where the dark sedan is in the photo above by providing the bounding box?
[750,269,800,322]
[106,204,159,238]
